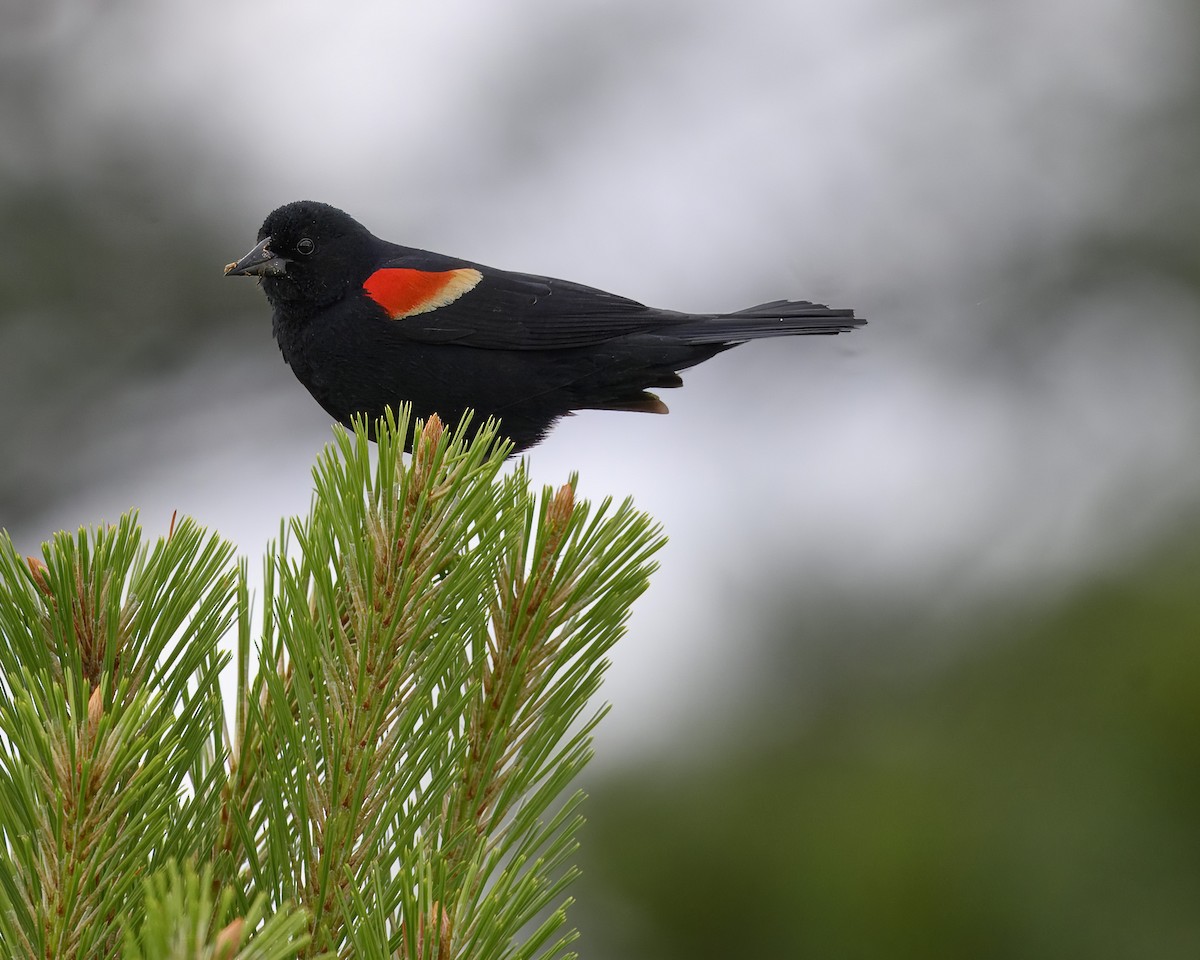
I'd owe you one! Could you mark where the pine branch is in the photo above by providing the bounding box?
[0,406,665,958]
[0,515,237,957]
[122,861,309,959]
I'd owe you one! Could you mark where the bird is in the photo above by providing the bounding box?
[225,200,863,453]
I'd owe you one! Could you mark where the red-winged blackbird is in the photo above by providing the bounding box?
[225,201,863,452]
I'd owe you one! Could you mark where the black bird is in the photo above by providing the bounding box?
[225,201,863,452]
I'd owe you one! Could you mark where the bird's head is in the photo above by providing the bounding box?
[224,200,376,308]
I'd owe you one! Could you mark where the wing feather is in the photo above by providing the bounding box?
[365,252,663,350]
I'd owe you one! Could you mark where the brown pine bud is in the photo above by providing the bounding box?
[214,917,245,959]
[87,685,104,735]
[422,413,444,450]
[400,901,452,960]
[27,556,51,596]
[547,482,575,532]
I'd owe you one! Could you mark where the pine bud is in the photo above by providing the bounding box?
[87,685,103,735]
[26,556,51,596]
[214,917,244,958]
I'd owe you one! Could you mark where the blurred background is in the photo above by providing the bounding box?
[3,0,1200,955]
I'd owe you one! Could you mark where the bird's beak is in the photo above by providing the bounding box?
[224,236,290,277]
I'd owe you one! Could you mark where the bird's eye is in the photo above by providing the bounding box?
[296,238,315,256]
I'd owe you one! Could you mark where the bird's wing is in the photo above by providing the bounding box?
[362,252,669,350]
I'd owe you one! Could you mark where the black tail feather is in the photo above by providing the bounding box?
[674,299,863,344]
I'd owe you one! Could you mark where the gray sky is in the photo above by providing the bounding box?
[4,0,1197,755]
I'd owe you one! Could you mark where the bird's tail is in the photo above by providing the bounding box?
[674,299,863,343]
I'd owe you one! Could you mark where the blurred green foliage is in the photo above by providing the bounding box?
[0,187,264,522]
[580,523,1200,959]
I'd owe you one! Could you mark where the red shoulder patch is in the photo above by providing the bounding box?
[363,267,483,320]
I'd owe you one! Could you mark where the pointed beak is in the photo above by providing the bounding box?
[224,236,290,277]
